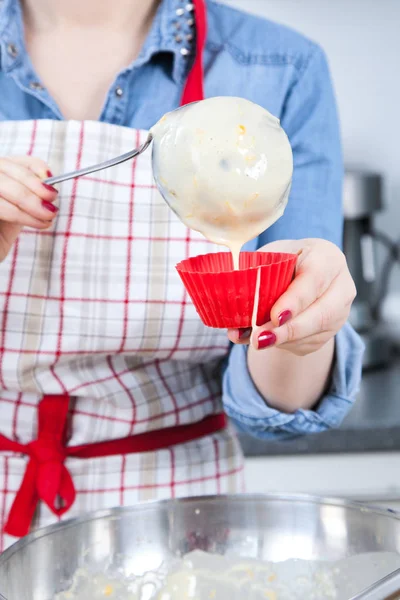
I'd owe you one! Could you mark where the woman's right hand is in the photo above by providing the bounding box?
[0,156,59,261]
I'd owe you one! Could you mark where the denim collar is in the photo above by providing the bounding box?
[132,0,196,83]
[0,0,196,83]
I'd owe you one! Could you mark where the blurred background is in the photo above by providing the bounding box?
[222,0,400,507]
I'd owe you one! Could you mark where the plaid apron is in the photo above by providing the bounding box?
[0,0,244,551]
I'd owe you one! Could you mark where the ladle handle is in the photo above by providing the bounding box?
[44,136,153,186]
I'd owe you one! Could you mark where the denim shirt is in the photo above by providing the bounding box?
[0,0,364,439]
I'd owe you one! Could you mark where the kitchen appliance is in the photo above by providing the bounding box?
[343,170,392,368]
[2,494,400,600]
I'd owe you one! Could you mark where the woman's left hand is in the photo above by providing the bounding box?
[228,238,356,356]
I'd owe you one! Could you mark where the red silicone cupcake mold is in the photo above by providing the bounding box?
[176,251,297,329]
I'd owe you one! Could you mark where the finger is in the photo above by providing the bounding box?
[0,158,58,200]
[269,251,345,327]
[254,274,352,349]
[227,328,252,345]
[0,176,58,221]
[0,197,54,229]
[8,155,53,181]
[277,331,335,356]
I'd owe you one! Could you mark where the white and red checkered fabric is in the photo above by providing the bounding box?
[0,119,244,551]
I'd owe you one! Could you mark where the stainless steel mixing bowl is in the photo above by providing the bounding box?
[1,494,400,600]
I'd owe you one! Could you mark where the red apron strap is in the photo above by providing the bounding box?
[4,395,75,538]
[68,412,227,458]
[2,407,226,538]
[180,0,207,105]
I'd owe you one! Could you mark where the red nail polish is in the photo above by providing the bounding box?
[258,331,277,349]
[42,200,58,213]
[46,170,53,178]
[239,328,251,339]
[42,183,58,193]
[278,310,292,327]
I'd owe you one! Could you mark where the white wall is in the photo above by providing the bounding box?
[224,0,400,284]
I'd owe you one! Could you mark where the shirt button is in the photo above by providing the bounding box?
[29,81,44,91]
[180,47,190,57]
[185,3,194,11]
[7,43,18,58]
[115,86,124,98]
[176,7,185,16]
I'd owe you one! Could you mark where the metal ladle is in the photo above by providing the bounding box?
[43,102,199,187]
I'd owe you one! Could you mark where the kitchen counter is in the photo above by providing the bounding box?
[240,356,400,456]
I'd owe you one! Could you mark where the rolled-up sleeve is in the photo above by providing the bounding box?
[222,322,364,439]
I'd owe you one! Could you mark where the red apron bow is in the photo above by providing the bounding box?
[1,395,75,538]
[0,394,226,538]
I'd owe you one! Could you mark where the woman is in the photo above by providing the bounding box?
[0,0,363,550]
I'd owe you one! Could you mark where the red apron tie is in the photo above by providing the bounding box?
[1,395,75,538]
[1,0,214,539]
[1,396,226,538]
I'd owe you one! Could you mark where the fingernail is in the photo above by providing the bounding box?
[258,331,277,349]
[47,170,53,178]
[238,328,251,339]
[42,200,58,213]
[42,183,58,193]
[278,310,292,327]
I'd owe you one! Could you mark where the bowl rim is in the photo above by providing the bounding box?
[175,251,297,274]
[1,492,399,565]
